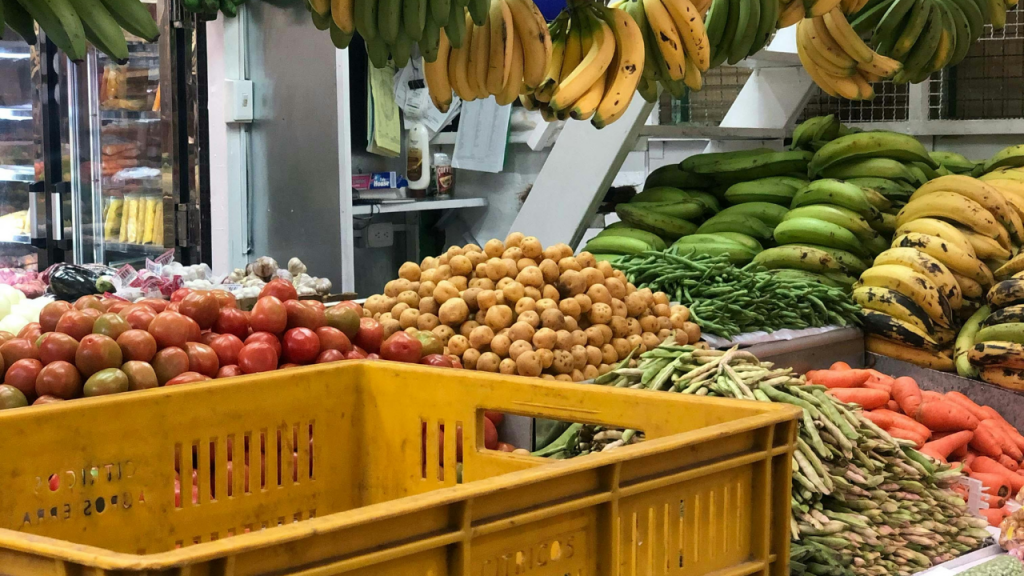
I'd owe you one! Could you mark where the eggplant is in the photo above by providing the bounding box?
[48,264,116,301]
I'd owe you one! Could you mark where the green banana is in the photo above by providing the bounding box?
[752,245,849,274]
[956,305,990,377]
[404,0,427,40]
[819,157,919,183]
[790,179,882,222]
[889,0,931,59]
[330,18,354,48]
[3,0,36,44]
[365,35,390,67]
[626,200,705,220]
[984,145,1024,174]
[975,322,1024,345]
[929,151,977,174]
[713,0,741,67]
[988,0,1004,30]
[691,150,814,184]
[774,217,870,258]
[644,165,712,189]
[770,268,846,288]
[797,244,869,275]
[809,131,937,177]
[14,0,86,61]
[854,286,939,335]
[686,191,722,214]
[791,116,834,151]
[430,0,450,26]
[615,204,698,239]
[99,0,159,41]
[942,0,975,66]
[846,177,915,200]
[582,235,654,255]
[355,0,379,39]
[711,232,763,252]
[750,0,777,54]
[728,0,759,64]
[596,227,668,250]
[852,0,896,35]
[467,0,487,25]
[704,0,729,58]
[69,0,129,63]
[983,305,1024,327]
[378,0,402,43]
[632,187,691,203]
[444,1,464,48]
[421,17,441,61]
[697,213,774,240]
[716,202,791,228]
[783,204,881,244]
[724,178,805,205]
[899,8,941,80]
[312,9,332,29]
[391,29,412,67]
[873,0,916,48]
[680,148,773,171]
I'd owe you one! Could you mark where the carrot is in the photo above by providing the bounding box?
[864,410,895,429]
[919,430,973,460]
[981,419,1024,461]
[982,493,1007,509]
[951,441,969,459]
[891,377,923,416]
[889,427,928,449]
[826,388,890,409]
[886,400,901,412]
[1000,454,1019,471]
[922,390,945,402]
[978,406,1003,421]
[965,451,978,468]
[944,391,989,422]
[875,409,933,440]
[864,376,893,394]
[973,456,1024,492]
[971,472,1011,497]
[915,400,980,431]
[806,369,871,389]
[830,361,851,370]
[867,369,896,387]
[980,506,1010,527]
[990,417,1024,455]
[969,421,1005,458]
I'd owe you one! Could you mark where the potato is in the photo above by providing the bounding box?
[433,281,459,304]
[435,265,453,281]
[641,332,661,350]
[581,268,605,288]
[536,348,554,369]
[450,276,468,292]
[417,281,436,298]
[438,298,470,326]
[381,296,398,313]
[470,277,495,291]
[449,256,472,277]
[498,358,517,374]
[551,350,575,374]
[467,251,487,268]
[416,313,440,331]
[364,294,384,314]
[569,330,587,348]
[541,308,566,331]
[626,282,637,295]
[502,247,524,261]
[612,338,631,360]
[658,328,673,340]
[596,260,615,278]
[624,292,646,317]
[446,245,464,258]
[564,317,579,332]
[576,252,597,269]
[509,321,536,343]
[612,270,627,284]
[485,258,506,281]
[627,334,645,353]
[558,257,582,274]
[516,266,543,288]
[391,302,410,318]
[384,281,400,298]
[638,287,654,306]
[485,305,514,331]
[601,344,617,363]
[605,277,626,300]
[502,281,525,304]
[570,345,588,370]
[477,289,498,310]
[519,310,541,328]
[482,239,504,257]
[555,374,573,382]
[589,302,612,325]
[683,322,701,344]
[448,334,470,356]
[555,296,580,320]
[523,286,542,301]
[474,263,488,279]
[669,312,689,329]
[653,291,670,305]
[491,333,512,358]
[573,293,593,314]
[463,243,482,252]
[421,256,438,270]
[505,232,524,248]
[542,245,561,261]
[539,259,560,284]
[654,303,671,317]
[396,290,419,309]
[509,340,534,361]
[460,320,480,338]
[399,262,422,281]
[533,327,557,350]
[535,298,558,314]
[381,319,402,339]
[608,317,628,339]
[626,318,642,337]
[517,258,538,272]
[515,350,542,377]
[377,312,391,322]
[596,324,613,343]
[477,352,501,373]
[558,270,587,298]
[397,307,419,329]
[587,284,611,305]
[541,374,556,381]
[515,297,536,315]
[586,345,603,366]
[609,299,626,319]
[555,330,574,350]
[542,284,561,301]
[570,369,585,382]
[598,363,612,375]
[502,258,518,278]
[583,364,599,380]
[657,316,673,331]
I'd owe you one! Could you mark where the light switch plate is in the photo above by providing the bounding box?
[225,79,253,123]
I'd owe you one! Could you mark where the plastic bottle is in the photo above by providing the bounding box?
[406,123,430,197]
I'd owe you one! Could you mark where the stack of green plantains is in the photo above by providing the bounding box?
[595,342,991,576]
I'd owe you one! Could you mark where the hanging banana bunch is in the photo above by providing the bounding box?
[180,0,249,20]
[0,0,159,63]
[516,1,644,127]
[703,0,779,69]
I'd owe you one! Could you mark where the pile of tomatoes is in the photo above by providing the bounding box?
[0,278,461,410]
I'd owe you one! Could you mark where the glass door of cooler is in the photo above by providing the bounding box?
[0,30,48,272]
[66,0,202,269]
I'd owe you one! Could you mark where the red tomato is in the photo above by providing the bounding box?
[316,349,346,363]
[496,442,516,453]
[279,363,299,369]
[420,354,453,368]
[315,326,351,353]
[185,316,202,343]
[166,302,180,313]
[335,300,363,313]
[251,296,287,334]
[366,353,379,360]
[34,395,64,405]
[354,318,383,353]
[74,295,105,311]
[484,411,505,426]
[170,288,192,302]
[137,298,168,313]
[17,322,41,343]
[380,331,422,363]
[185,342,220,377]
[304,300,326,313]
[0,338,38,368]
[214,307,249,339]
[209,334,244,367]
[200,331,219,346]
[55,310,95,341]
[238,342,278,374]
[38,332,79,365]
[119,304,157,331]
[282,328,319,364]
[75,334,123,376]
[166,372,212,386]
[116,329,157,363]
[34,361,82,399]
[285,299,326,330]
[245,332,282,357]
[80,308,102,320]
[5,358,41,397]
[483,417,498,450]
[179,291,220,330]
[260,278,298,301]
[343,349,367,360]
[92,313,130,340]
[105,301,128,315]
[152,347,190,385]
[448,355,463,370]
[148,312,192,350]
[216,365,244,378]
[0,331,14,345]
[210,290,237,309]
[39,301,72,333]
[122,361,159,391]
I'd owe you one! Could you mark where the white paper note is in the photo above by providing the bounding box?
[452,97,511,173]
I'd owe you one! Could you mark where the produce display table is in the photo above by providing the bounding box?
[705,325,865,373]
[914,532,1002,576]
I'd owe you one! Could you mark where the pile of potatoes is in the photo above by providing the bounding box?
[362,233,701,381]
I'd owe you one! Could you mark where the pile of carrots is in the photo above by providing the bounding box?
[808,362,1024,526]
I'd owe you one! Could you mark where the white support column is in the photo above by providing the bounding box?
[336,49,355,293]
[510,97,655,247]
[720,66,815,130]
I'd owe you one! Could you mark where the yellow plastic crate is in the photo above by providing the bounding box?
[0,361,800,576]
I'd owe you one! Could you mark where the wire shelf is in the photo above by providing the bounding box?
[659,67,753,126]
[798,80,910,123]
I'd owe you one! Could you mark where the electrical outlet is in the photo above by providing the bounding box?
[366,222,394,248]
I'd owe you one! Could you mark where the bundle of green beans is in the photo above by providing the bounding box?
[593,341,990,576]
[612,252,861,338]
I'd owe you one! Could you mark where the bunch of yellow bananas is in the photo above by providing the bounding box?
[421,0,551,112]
[517,2,644,127]
[795,9,902,100]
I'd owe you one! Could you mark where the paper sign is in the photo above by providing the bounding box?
[452,97,511,173]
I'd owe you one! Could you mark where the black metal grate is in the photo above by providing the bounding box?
[658,67,753,125]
